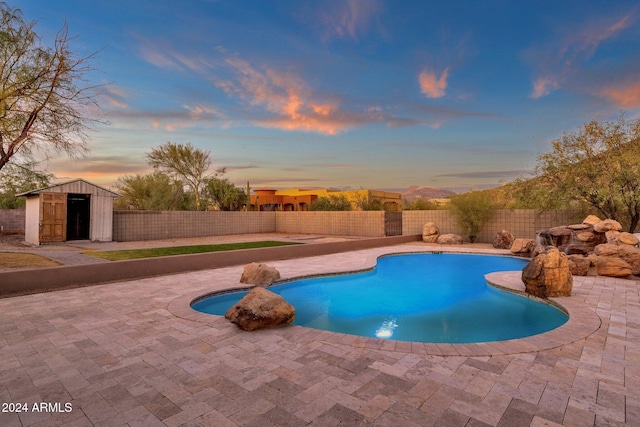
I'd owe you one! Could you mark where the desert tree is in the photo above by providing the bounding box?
[146,142,224,211]
[352,190,384,211]
[511,113,640,232]
[114,171,189,211]
[0,160,52,208]
[0,2,101,172]
[202,177,246,211]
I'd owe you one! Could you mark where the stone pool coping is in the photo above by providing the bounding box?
[168,246,602,357]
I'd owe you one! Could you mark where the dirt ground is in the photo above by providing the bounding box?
[0,234,61,269]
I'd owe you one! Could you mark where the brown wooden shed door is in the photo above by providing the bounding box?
[40,193,67,242]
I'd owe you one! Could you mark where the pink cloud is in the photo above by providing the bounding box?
[419,68,449,98]
[600,81,640,108]
[530,76,560,99]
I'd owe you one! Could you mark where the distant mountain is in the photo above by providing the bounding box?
[401,185,457,200]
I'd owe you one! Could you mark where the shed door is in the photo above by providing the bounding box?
[40,192,67,242]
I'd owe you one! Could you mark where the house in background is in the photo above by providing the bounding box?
[249,188,401,211]
[18,179,120,245]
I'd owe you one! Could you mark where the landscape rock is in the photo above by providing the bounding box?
[567,223,591,230]
[521,246,573,298]
[240,262,281,286]
[575,230,596,242]
[593,219,622,233]
[596,256,632,278]
[595,243,640,275]
[492,230,514,249]
[582,215,602,226]
[567,254,592,276]
[510,238,536,256]
[605,230,620,244]
[422,222,439,243]
[225,287,295,331]
[436,233,463,245]
[618,232,639,247]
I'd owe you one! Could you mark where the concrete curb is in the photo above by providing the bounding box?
[0,235,421,296]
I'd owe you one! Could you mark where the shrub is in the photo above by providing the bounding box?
[448,191,494,242]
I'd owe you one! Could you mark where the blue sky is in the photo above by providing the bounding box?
[16,0,640,192]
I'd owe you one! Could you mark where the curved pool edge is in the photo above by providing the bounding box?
[167,246,602,357]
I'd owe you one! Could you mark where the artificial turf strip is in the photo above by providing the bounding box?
[85,241,302,261]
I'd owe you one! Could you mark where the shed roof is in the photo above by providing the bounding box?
[17,178,121,198]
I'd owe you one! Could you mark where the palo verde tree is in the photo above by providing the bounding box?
[0,2,100,172]
[512,113,640,232]
[146,142,224,211]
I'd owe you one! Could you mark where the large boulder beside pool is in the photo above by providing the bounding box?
[225,287,295,331]
[422,222,439,243]
[521,246,573,298]
[492,230,514,249]
[510,238,536,257]
[240,262,281,286]
[436,233,463,245]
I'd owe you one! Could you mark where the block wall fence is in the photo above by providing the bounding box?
[0,209,25,233]
[1,208,579,243]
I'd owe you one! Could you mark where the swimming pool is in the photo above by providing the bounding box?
[192,253,569,343]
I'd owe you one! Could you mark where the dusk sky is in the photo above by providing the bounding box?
[17,0,640,193]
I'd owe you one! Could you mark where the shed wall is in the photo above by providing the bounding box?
[90,195,114,241]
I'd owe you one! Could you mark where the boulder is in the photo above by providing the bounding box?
[618,232,639,247]
[225,287,296,331]
[594,243,620,257]
[596,256,632,278]
[422,222,439,243]
[575,230,596,242]
[567,254,592,276]
[595,243,640,276]
[593,219,622,233]
[521,246,573,297]
[510,238,536,256]
[492,230,514,249]
[582,215,602,226]
[240,262,281,286]
[605,230,620,244]
[568,223,591,230]
[436,233,463,245]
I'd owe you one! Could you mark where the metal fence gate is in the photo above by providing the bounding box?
[384,211,403,236]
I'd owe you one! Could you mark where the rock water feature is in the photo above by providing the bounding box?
[533,215,640,279]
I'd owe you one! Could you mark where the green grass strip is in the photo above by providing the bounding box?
[85,240,301,261]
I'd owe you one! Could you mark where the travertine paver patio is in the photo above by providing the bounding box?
[1,243,639,426]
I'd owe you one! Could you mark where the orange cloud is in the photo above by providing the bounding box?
[600,81,640,108]
[216,57,358,134]
[419,68,449,98]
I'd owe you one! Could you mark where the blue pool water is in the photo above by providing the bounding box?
[192,253,568,343]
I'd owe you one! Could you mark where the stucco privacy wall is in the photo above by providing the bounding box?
[0,209,25,233]
[402,209,580,241]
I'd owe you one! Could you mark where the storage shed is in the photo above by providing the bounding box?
[18,179,120,245]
